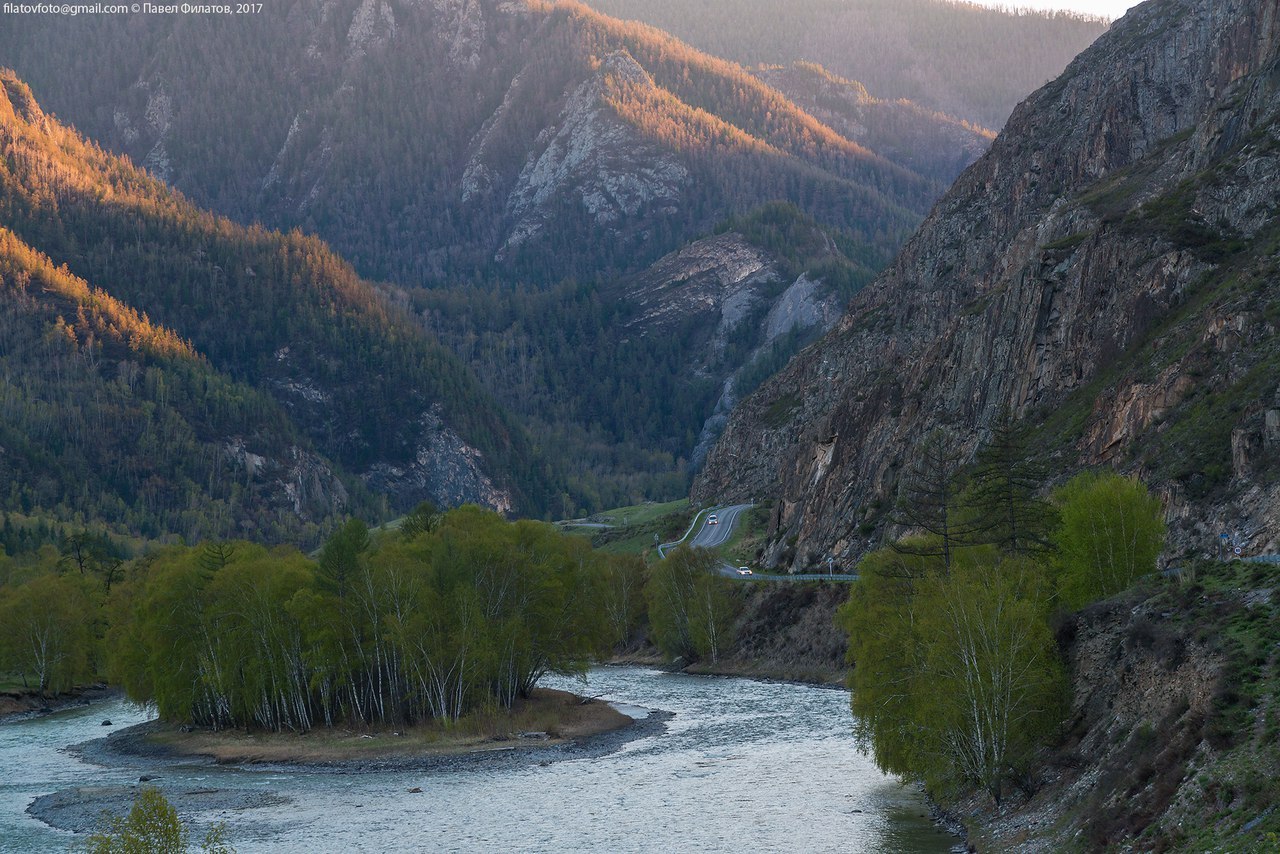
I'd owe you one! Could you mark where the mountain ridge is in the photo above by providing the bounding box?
[694,0,1280,570]
[0,69,552,540]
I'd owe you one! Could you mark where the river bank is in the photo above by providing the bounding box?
[0,683,118,723]
[32,687,673,837]
[71,687,661,774]
[6,666,958,852]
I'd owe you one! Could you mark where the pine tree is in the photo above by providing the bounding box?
[966,415,1058,556]
[891,428,975,572]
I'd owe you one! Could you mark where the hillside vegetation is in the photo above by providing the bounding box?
[0,0,950,285]
[0,71,553,542]
[0,0,1005,512]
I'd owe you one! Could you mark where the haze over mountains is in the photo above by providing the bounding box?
[0,0,1114,540]
[0,0,960,285]
[583,0,1109,130]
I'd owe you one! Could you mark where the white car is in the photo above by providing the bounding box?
[706,514,719,525]
[737,567,753,576]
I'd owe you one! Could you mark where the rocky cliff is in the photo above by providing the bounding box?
[695,0,1280,570]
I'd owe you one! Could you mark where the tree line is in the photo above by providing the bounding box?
[839,421,1167,805]
[0,502,742,729]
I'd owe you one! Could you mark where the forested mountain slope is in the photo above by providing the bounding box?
[416,202,869,510]
[0,72,551,536]
[695,0,1280,570]
[0,0,1007,511]
[0,0,975,287]
[585,0,1109,130]
[0,226,352,545]
[751,62,994,185]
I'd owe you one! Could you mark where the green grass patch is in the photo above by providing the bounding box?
[1043,231,1091,253]
[576,500,695,560]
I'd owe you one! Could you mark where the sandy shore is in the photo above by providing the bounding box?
[29,689,671,835]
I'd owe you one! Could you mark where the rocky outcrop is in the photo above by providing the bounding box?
[617,231,844,469]
[500,50,688,255]
[363,408,513,513]
[695,0,1280,570]
[222,439,350,523]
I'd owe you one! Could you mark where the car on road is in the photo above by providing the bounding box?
[706,514,718,525]
[737,567,752,576]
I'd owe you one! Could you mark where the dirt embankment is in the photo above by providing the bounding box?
[616,580,852,685]
[0,684,116,722]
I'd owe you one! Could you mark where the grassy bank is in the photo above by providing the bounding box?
[138,688,632,766]
[562,499,694,558]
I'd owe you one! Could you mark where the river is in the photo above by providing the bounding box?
[0,667,958,852]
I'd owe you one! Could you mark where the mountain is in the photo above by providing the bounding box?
[751,62,994,185]
[584,0,1109,130]
[695,0,1280,570]
[0,71,551,543]
[0,0,997,510]
[415,201,871,511]
[0,224,353,545]
[0,0,970,287]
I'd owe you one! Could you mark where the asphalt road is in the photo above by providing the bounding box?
[690,503,752,551]
[660,502,858,582]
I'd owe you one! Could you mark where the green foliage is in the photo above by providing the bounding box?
[0,71,558,536]
[839,545,1065,804]
[316,519,369,600]
[965,417,1058,556]
[398,502,442,541]
[644,545,738,662]
[0,571,97,692]
[891,428,974,570]
[601,555,648,646]
[107,508,613,730]
[844,456,1166,805]
[1052,471,1166,609]
[85,787,232,854]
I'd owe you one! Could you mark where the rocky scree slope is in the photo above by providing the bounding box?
[695,0,1280,571]
[0,72,544,529]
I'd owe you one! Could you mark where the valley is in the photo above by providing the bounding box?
[2,0,1279,851]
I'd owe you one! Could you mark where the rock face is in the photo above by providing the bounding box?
[499,50,689,255]
[363,408,513,514]
[695,0,1280,570]
[617,231,844,469]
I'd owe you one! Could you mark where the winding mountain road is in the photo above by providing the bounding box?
[659,502,858,582]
